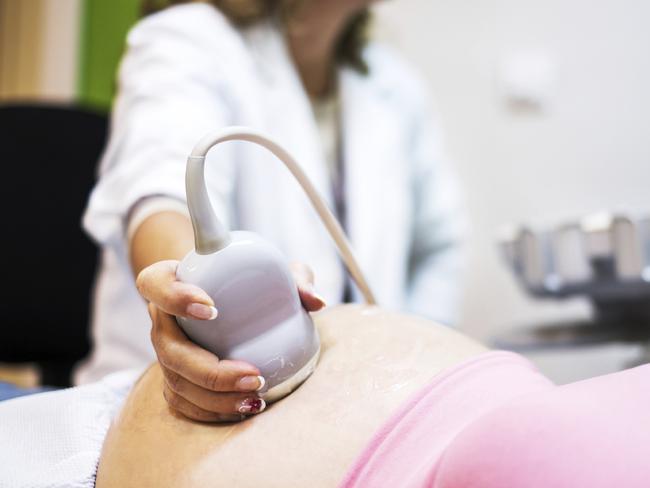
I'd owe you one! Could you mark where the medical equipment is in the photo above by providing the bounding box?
[495,213,650,356]
[176,127,376,403]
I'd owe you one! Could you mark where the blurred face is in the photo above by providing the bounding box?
[292,0,376,16]
[330,0,377,9]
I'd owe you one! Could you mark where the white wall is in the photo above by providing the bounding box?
[375,0,650,380]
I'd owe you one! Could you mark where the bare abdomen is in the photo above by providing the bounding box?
[97,305,485,488]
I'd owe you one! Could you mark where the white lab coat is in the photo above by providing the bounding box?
[76,4,466,384]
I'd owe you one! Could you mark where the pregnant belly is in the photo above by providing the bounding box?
[97,305,486,488]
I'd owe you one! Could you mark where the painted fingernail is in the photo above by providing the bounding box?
[237,375,265,392]
[186,303,218,320]
[312,292,327,307]
[301,284,326,307]
[238,397,266,414]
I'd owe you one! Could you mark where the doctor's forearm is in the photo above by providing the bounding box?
[129,211,195,277]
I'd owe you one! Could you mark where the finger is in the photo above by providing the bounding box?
[136,260,217,319]
[162,384,250,423]
[147,302,156,321]
[290,261,315,287]
[298,286,327,312]
[151,307,264,392]
[290,262,326,312]
[162,367,266,415]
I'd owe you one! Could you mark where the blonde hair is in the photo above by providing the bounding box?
[142,0,370,73]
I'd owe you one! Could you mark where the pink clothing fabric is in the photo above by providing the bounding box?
[340,351,650,488]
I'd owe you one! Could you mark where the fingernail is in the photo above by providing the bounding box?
[312,292,327,307]
[186,303,218,320]
[238,397,266,415]
[237,375,265,392]
[301,284,327,307]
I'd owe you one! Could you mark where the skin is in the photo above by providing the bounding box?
[286,0,375,97]
[97,305,486,488]
[134,254,325,422]
[129,0,375,422]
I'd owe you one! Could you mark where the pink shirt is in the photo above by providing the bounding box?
[340,351,650,488]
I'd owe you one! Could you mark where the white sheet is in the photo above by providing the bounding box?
[0,368,141,488]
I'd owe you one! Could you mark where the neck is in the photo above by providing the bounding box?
[285,2,360,98]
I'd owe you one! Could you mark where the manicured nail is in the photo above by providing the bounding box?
[186,303,218,320]
[238,397,266,415]
[237,375,265,392]
[301,284,327,307]
[312,292,327,307]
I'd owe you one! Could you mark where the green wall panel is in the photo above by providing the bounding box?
[78,0,140,111]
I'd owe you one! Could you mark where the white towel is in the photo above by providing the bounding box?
[0,368,142,488]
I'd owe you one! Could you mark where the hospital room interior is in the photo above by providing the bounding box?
[1,0,650,486]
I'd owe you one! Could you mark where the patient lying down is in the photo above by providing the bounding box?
[98,305,486,487]
[1,305,649,487]
[97,305,650,488]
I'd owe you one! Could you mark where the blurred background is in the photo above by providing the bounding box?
[1,0,649,384]
[375,0,650,382]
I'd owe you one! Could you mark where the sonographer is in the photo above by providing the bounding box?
[78,0,466,421]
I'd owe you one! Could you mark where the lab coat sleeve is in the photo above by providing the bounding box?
[83,7,236,250]
[406,99,467,326]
